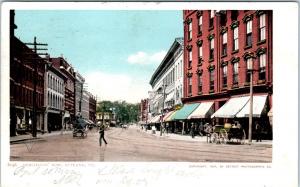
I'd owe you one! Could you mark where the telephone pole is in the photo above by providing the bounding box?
[25,37,48,137]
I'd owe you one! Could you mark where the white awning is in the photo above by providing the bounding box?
[188,102,214,119]
[236,95,268,118]
[165,92,175,102]
[211,96,249,118]
[64,111,70,118]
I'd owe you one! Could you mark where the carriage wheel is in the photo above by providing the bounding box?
[211,133,218,143]
[219,129,228,144]
[240,129,246,144]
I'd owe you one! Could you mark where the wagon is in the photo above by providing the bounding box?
[210,124,246,144]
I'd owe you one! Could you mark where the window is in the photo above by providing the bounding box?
[222,66,228,88]
[188,77,192,95]
[209,10,215,28]
[198,45,203,59]
[188,22,192,40]
[259,14,266,41]
[222,32,227,56]
[259,54,266,80]
[198,16,202,34]
[231,10,238,21]
[188,50,192,68]
[198,74,202,93]
[233,27,239,51]
[233,62,239,85]
[246,58,252,83]
[209,70,214,91]
[220,13,227,26]
[246,20,252,46]
[210,38,214,60]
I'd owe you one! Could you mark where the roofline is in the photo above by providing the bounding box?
[149,37,183,87]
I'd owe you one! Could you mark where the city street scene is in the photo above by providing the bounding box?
[9,9,273,162]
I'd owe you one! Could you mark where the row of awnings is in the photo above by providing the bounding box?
[148,95,270,123]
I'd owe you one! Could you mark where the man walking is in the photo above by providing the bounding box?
[255,121,262,142]
[99,122,107,146]
[191,123,195,138]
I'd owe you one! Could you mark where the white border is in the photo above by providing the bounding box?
[1,2,298,187]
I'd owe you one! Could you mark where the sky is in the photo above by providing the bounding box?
[14,10,183,104]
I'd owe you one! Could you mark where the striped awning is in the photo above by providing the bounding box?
[171,103,200,120]
[236,95,268,118]
[188,102,214,119]
[163,111,175,122]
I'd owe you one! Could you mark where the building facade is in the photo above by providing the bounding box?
[182,10,272,136]
[51,57,76,124]
[43,63,66,132]
[149,38,184,116]
[139,99,149,124]
[88,93,97,122]
[75,72,85,116]
[81,90,90,120]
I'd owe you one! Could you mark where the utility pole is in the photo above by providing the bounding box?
[160,84,166,136]
[25,37,48,137]
[248,70,253,144]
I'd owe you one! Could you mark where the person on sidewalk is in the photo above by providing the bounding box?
[99,122,107,146]
[191,123,195,138]
[255,121,262,142]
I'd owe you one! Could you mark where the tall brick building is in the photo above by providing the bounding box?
[182,10,272,136]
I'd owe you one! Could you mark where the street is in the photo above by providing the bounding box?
[10,126,272,162]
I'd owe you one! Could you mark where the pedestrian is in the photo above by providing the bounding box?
[99,122,108,146]
[166,123,169,134]
[191,123,195,138]
[255,121,262,142]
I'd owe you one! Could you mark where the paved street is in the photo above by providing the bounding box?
[10,126,272,162]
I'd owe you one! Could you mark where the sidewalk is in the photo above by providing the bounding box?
[10,130,73,144]
[133,125,272,145]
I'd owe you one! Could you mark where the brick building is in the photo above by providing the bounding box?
[139,99,149,124]
[10,38,45,136]
[51,57,76,124]
[181,10,272,137]
[88,92,97,122]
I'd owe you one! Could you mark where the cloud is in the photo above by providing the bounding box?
[84,71,151,104]
[127,50,167,65]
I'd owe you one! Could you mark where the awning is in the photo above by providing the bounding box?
[165,92,175,102]
[236,95,268,118]
[268,108,273,117]
[164,111,177,122]
[188,102,214,119]
[163,111,175,122]
[171,103,200,120]
[211,96,249,118]
[64,111,70,118]
[149,115,161,123]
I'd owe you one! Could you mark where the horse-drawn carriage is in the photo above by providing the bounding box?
[72,117,88,138]
[206,123,246,144]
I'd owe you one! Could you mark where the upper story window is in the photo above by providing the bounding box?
[259,53,267,81]
[188,50,192,68]
[222,65,228,88]
[233,27,239,51]
[188,22,192,40]
[233,62,239,85]
[198,45,203,59]
[198,16,202,34]
[209,10,215,28]
[220,13,227,27]
[259,14,266,41]
[198,73,202,93]
[246,58,253,83]
[209,38,214,60]
[231,10,238,21]
[246,20,252,47]
[209,70,214,92]
[188,76,192,95]
[222,32,228,56]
